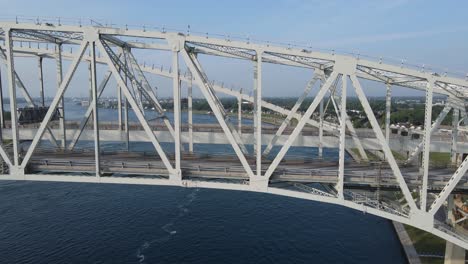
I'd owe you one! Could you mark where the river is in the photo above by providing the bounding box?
[0,101,407,263]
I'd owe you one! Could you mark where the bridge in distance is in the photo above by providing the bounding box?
[0,18,468,262]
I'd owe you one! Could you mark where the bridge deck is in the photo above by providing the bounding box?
[23,150,468,193]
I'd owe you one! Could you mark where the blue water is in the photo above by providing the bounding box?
[0,182,406,264]
[0,102,408,263]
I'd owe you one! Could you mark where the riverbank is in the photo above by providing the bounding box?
[404,225,446,264]
[393,221,422,264]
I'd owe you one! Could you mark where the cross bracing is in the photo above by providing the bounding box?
[0,21,467,251]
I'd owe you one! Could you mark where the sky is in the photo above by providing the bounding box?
[0,0,467,98]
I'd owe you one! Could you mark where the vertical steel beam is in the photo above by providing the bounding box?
[319,99,324,158]
[56,44,66,148]
[90,41,100,177]
[350,75,417,211]
[238,88,242,135]
[385,83,392,143]
[254,51,262,176]
[0,66,4,130]
[421,78,434,211]
[87,61,93,124]
[4,28,19,167]
[172,49,182,179]
[38,56,45,107]
[0,66,10,169]
[117,81,122,129]
[337,74,347,198]
[188,72,194,153]
[451,108,459,165]
[123,49,130,151]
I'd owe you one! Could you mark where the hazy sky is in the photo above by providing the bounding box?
[0,0,467,98]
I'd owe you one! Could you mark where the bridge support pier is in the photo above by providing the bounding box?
[444,195,466,263]
[445,242,466,264]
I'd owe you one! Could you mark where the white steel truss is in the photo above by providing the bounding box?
[0,21,467,251]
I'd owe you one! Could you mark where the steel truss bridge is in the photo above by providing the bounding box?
[1,19,468,254]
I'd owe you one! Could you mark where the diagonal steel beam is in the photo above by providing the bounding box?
[429,154,468,214]
[326,78,368,162]
[406,105,451,164]
[68,70,113,150]
[183,49,248,155]
[350,74,417,211]
[98,39,175,175]
[264,71,339,179]
[122,50,143,111]
[4,28,19,167]
[21,40,89,168]
[181,48,254,178]
[90,40,100,177]
[262,71,321,156]
[125,50,178,142]
[0,48,34,106]
[0,143,12,168]
[0,48,59,147]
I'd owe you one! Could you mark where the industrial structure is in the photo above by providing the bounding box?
[0,18,468,262]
